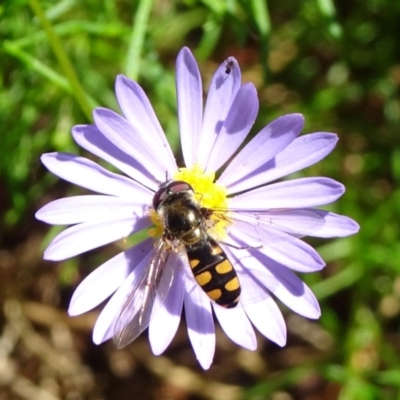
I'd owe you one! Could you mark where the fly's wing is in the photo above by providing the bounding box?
[113,240,172,349]
[225,208,325,238]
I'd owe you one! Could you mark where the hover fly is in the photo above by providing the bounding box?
[153,180,241,308]
[113,180,324,348]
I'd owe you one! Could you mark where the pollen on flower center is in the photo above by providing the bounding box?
[148,209,164,238]
[173,164,227,208]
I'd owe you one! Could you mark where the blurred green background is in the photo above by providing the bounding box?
[1,0,399,399]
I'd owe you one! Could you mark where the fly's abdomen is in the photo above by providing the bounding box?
[186,237,240,308]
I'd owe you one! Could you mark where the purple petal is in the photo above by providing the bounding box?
[213,304,257,350]
[243,297,287,347]
[196,57,241,168]
[184,275,215,370]
[308,210,360,237]
[264,259,321,319]
[224,249,286,345]
[41,153,143,197]
[36,195,148,225]
[229,224,325,272]
[219,114,304,193]
[232,132,338,191]
[44,216,150,261]
[231,247,321,319]
[115,75,176,174]
[69,239,153,316]
[93,108,170,183]
[149,258,185,355]
[176,47,203,168]
[72,124,160,191]
[230,177,345,209]
[92,250,152,344]
[205,83,259,172]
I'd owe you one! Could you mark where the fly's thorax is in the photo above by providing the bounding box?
[150,171,231,246]
[154,181,206,246]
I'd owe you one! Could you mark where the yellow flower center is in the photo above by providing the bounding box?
[149,164,230,240]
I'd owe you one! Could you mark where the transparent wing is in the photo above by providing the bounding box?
[225,208,325,238]
[113,239,173,349]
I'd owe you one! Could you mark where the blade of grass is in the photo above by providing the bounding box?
[312,262,362,300]
[125,0,154,80]
[3,42,97,109]
[28,0,93,120]
[250,0,271,82]
[3,41,71,93]
[196,15,223,61]
[13,20,126,49]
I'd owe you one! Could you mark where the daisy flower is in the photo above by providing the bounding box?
[36,47,359,369]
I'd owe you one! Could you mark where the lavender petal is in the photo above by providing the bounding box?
[213,305,257,350]
[176,47,203,168]
[230,177,345,209]
[36,195,148,225]
[41,153,143,197]
[72,124,160,191]
[219,114,304,193]
[230,222,325,272]
[232,247,321,319]
[149,258,185,355]
[44,216,150,261]
[205,83,259,172]
[184,275,215,370]
[197,57,241,168]
[115,75,177,174]
[93,107,168,183]
[307,210,360,237]
[228,132,339,193]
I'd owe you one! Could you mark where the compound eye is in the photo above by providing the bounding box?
[152,187,166,210]
[167,181,193,194]
[152,180,170,210]
[152,180,194,210]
